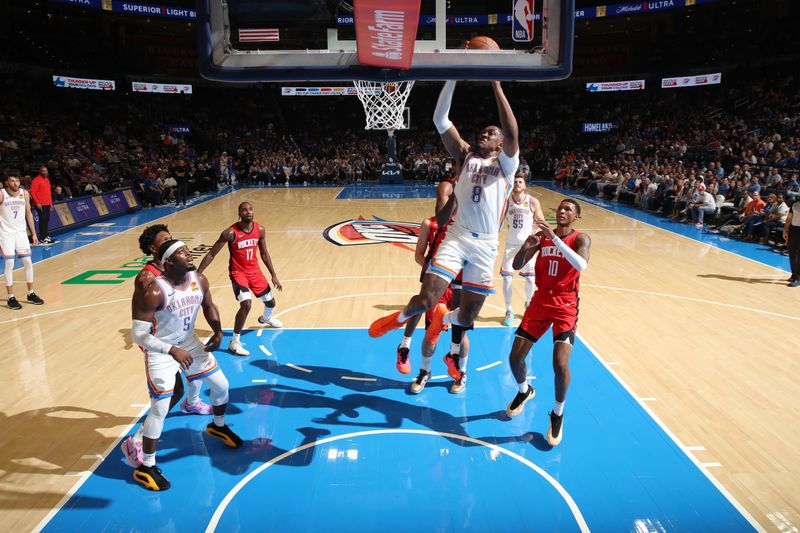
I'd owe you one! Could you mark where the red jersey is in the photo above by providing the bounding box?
[141,262,162,277]
[534,230,582,295]
[228,222,261,273]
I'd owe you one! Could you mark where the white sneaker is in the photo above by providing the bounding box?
[258,316,283,328]
[228,340,250,356]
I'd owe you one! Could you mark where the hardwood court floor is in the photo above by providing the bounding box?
[1,186,798,531]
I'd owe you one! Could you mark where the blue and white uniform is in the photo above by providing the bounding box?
[429,150,518,294]
[501,193,536,277]
[144,271,219,398]
[0,188,31,258]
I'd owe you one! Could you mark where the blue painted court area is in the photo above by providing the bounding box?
[43,328,754,532]
[337,183,438,200]
[537,182,790,272]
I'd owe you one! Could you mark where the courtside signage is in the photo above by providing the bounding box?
[132,82,193,94]
[661,72,722,88]
[281,87,380,96]
[323,219,420,246]
[586,79,645,92]
[53,75,115,90]
[581,122,614,133]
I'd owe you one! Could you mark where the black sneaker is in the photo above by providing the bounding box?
[133,464,171,491]
[505,386,536,418]
[206,422,243,448]
[7,297,21,310]
[789,279,800,288]
[26,292,44,305]
[546,411,564,446]
[409,369,431,394]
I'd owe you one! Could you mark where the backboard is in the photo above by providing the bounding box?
[198,0,574,82]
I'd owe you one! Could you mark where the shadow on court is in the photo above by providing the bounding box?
[697,273,789,285]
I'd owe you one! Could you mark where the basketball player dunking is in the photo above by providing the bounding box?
[199,202,283,357]
[500,170,544,326]
[1,174,44,309]
[371,80,519,389]
[129,239,242,490]
[504,199,591,446]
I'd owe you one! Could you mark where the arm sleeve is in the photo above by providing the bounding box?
[498,150,520,180]
[131,319,173,354]
[552,236,588,272]
[433,81,456,134]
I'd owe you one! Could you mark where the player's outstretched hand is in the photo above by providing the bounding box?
[169,346,193,370]
[205,331,223,352]
[536,220,556,240]
[525,232,540,248]
[272,276,283,291]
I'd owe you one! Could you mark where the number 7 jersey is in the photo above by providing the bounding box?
[535,230,582,295]
[453,152,518,235]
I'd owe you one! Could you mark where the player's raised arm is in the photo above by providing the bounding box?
[491,81,519,158]
[513,233,540,270]
[198,273,223,351]
[198,228,233,273]
[433,81,470,166]
[258,225,282,291]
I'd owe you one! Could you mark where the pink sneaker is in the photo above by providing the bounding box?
[181,398,213,415]
[121,436,143,468]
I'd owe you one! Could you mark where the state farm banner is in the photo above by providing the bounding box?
[586,79,645,92]
[354,0,421,70]
[132,81,193,94]
[281,86,380,96]
[53,75,115,90]
[661,72,722,89]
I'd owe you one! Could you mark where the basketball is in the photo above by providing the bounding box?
[467,35,500,50]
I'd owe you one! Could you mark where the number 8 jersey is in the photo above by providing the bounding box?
[453,152,518,235]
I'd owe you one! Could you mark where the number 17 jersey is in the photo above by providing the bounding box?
[228,222,261,274]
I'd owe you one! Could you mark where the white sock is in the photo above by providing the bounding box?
[133,427,144,444]
[421,355,433,372]
[524,277,535,303]
[443,309,461,326]
[213,415,225,427]
[142,452,156,467]
[450,342,460,355]
[232,332,240,343]
[457,354,468,372]
[262,306,274,321]
[502,276,513,309]
[400,335,412,349]
[553,400,565,416]
[518,381,529,394]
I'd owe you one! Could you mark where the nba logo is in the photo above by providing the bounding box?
[512,0,534,42]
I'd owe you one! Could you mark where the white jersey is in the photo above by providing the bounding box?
[453,151,518,235]
[505,193,535,245]
[0,188,28,234]
[152,271,204,345]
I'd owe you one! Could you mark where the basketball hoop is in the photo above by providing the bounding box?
[353,80,414,131]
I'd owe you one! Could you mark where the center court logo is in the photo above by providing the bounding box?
[323,217,420,247]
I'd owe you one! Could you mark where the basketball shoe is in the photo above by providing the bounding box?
[502,309,514,327]
[258,316,283,328]
[134,464,170,491]
[410,369,431,394]
[505,386,535,417]
[396,346,411,374]
[206,422,243,448]
[120,436,143,467]
[546,411,564,446]
[443,352,461,380]
[7,296,21,310]
[368,311,408,338]
[449,372,466,394]
[26,292,44,305]
[424,303,449,345]
[228,340,250,356]
[180,398,213,415]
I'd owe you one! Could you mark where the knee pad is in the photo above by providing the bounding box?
[236,290,252,303]
[142,397,171,439]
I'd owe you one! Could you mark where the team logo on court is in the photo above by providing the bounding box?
[323,217,420,247]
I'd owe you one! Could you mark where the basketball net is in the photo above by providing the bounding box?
[353,80,414,131]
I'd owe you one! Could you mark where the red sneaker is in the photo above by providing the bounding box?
[424,303,449,345]
[396,346,411,374]
[369,311,407,338]
[443,352,461,380]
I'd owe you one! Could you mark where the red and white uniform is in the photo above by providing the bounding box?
[422,216,463,323]
[0,187,31,258]
[518,231,582,341]
[429,151,518,295]
[228,222,270,297]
